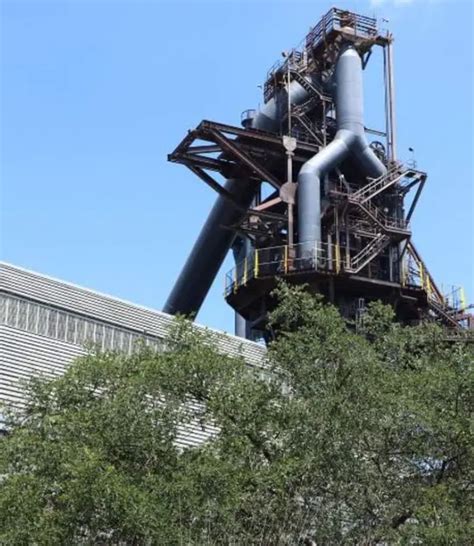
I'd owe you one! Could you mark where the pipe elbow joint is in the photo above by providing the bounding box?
[352,135,387,177]
[336,129,358,148]
[298,135,353,182]
[299,160,323,179]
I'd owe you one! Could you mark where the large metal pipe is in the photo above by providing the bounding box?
[298,46,386,253]
[164,78,311,318]
[164,178,255,316]
[386,41,397,161]
[232,235,252,338]
[251,78,310,132]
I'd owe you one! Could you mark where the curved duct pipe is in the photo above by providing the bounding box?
[297,46,387,254]
[250,77,311,132]
[164,78,312,318]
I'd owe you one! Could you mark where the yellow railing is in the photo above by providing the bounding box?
[225,241,347,296]
[335,243,341,274]
[226,240,470,324]
[460,287,467,312]
[403,243,468,315]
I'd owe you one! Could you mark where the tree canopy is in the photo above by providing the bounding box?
[1,284,473,545]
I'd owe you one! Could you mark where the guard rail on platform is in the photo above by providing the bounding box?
[225,242,342,296]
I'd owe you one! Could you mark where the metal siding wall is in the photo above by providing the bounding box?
[0,325,85,407]
[0,326,217,448]
[0,263,266,367]
[0,263,267,447]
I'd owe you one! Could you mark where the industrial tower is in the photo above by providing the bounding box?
[164,7,472,340]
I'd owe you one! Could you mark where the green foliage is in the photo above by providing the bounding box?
[1,288,473,545]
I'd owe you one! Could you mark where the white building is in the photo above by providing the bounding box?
[0,262,266,444]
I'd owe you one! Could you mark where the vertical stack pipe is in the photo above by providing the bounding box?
[297,45,386,255]
[232,235,252,338]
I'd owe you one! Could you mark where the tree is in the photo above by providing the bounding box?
[1,284,473,545]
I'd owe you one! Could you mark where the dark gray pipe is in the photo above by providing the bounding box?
[251,78,310,132]
[164,78,311,318]
[164,178,255,316]
[298,46,386,253]
[232,236,252,338]
[234,309,250,338]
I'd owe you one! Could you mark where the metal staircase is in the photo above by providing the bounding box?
[283,70,331,145]
[405,242,444,303]
[330,164,422,247]
[404,241,467,329]
[289,70,331,102]
[427,298,460,329]
[354,199,409,236]
[347,233,390,273]
[351,163,402,201]
[292,111,324,145]
[351,164,425,203]
[326,165,430,282]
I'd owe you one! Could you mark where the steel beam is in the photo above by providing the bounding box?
[208,129,283,189]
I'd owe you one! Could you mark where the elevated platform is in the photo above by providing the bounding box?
[224,241,473,333]
[263,7,392,103]
[166,6,472,341]
[168,119,321,241]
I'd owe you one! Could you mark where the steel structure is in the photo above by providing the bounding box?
[165,7,473,339]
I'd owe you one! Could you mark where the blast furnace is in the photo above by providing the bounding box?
[164,8,472,340]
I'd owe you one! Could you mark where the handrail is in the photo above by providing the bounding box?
[351,162,402,201]
[225,236,392,296]
[225,240,472,333]
[306,7,378,52]
[263,7,381,104]
[356,199,408,231]
[348,234,389,273]
[401,241,472,329]
[224,241,346,296]
[289,70,331,102]
[404,241,444,304]
[225,239,472,331]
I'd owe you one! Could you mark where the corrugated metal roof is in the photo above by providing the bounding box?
[0,262,266,366]
[0,262,267,447]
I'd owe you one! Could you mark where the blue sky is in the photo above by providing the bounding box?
[1,0,472,334]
